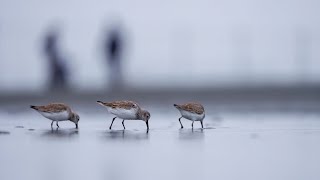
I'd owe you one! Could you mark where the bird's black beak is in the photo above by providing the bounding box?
[75,123,78,129]
[146,121,149,130]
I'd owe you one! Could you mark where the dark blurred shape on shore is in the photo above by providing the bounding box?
[103,23,125,90]
[43,26,68,90]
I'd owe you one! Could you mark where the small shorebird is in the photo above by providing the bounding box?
[174,102,205,129]
[30,103,80,129]
[97,100,150,130]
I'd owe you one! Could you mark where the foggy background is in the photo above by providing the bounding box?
[1,0,320,95]
[1,1,320,180]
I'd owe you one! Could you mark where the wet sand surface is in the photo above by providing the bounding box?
[0,102,320,180]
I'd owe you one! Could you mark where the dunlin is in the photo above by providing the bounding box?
[30,103,80,128]
[97,100,150,130]
[174,102,205,129]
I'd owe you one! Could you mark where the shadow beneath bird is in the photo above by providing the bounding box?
[40,128,79,139]
[178,128,205,141]
[0,130,10,135]
[202,127,216,130]
[101,129,149,142]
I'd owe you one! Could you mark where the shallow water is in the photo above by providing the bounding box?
[0,105,320,180]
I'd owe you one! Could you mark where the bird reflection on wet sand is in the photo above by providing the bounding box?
[41,128,79,138]
[178,128,205,140]
[102,130,149,141]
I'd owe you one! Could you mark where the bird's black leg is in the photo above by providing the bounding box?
[200,121,204,128]
[122,119,126,129]
[179,117,183,129]
[109,117,116,129]
[51,121,54,128]
[56,121,59,128]
[146,121,149,131]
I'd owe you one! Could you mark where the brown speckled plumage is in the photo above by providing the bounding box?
[97,100,139,110]
[30,103,71,113]
[174,102,205,115]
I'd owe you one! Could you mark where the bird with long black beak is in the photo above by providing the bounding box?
[30,103,80,129]
[97,100,150,131]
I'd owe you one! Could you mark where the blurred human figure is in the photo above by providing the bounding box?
[103,25,124,90]
[43,28,68,90]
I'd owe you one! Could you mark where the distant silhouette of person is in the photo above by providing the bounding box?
[43,28,68,90]
[104,26,124,89]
